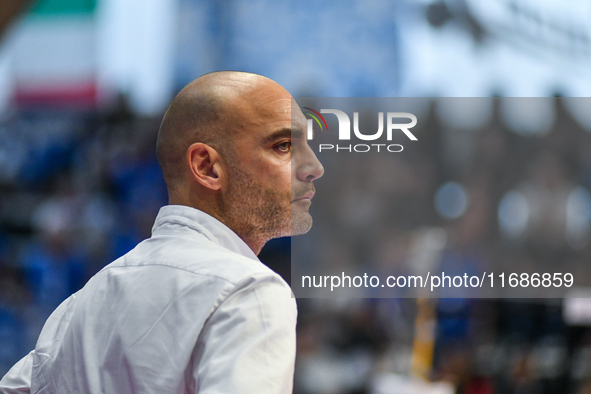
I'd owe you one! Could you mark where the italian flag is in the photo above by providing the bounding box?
[11,0,97,107]
[3,0,176,113]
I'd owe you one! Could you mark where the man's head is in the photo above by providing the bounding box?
[157,71,324,254]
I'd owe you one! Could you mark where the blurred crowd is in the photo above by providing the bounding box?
[0,98,168,374]
[1,98,591,394]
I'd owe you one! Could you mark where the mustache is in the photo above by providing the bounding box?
[292,184,315,197]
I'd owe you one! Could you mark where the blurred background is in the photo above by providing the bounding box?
[1,0,591,393]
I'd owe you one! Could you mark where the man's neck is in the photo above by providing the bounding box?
[168,194,266,255]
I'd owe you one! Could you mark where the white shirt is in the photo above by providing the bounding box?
[0,205,297,394]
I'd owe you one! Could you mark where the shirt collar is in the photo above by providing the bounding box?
[151,205,259,262]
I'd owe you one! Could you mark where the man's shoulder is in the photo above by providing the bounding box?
[102,232,283,287]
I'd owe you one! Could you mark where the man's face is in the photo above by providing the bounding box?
[219,82,323,241]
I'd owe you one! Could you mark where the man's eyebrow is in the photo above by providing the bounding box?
[264,127,304,143]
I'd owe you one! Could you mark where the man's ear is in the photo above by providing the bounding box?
[186,142,223,191]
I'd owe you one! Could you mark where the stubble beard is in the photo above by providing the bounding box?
[290,187,314,236]
[220,158,292,244]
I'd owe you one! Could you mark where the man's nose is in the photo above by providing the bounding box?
[297,145,324,182]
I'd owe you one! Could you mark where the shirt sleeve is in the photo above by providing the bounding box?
[191,273,297,394]
[0,351,33,394]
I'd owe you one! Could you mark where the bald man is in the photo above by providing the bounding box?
[0,71,324,394]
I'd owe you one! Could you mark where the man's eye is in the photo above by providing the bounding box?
[275,141,291,153]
